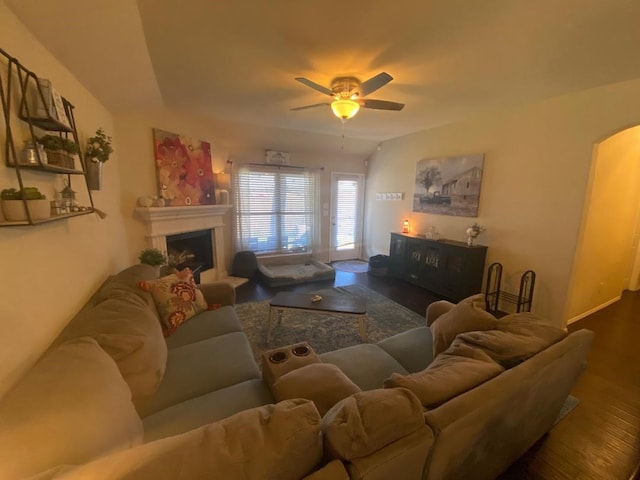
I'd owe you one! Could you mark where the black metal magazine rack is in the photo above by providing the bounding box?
[485,262,536,316]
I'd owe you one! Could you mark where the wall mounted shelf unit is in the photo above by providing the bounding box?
[0,47,94,226]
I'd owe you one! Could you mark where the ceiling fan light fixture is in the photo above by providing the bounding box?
[331,99,360,120]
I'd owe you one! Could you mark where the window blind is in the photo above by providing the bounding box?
[234,164,318,255]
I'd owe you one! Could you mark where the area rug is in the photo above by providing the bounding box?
[235,284,425,364]
[331,260,369,273]
[554,395,579,425]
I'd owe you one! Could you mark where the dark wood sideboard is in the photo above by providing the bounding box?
[388,232,488,302]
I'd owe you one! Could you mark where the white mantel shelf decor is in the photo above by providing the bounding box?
[135,204,233,283]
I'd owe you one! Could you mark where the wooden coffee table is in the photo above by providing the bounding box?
[268,291,367,343]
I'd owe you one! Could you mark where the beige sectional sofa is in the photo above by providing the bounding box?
[0,264,594,480]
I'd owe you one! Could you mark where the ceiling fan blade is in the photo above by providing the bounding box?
[290,102,330,111]
[295,77,334,97]
[360,99,405,111]
[359,72,393,97]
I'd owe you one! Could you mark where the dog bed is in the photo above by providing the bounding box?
[258,257,335,287]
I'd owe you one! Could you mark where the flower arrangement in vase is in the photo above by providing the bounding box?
[84,128,113,190]
[465,223,485,246]
[85,128,113,163]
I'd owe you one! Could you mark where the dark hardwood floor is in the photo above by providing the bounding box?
[234,269,640,480]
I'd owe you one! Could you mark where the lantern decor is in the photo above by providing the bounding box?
[402,219,410,233]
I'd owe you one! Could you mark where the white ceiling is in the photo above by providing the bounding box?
[7,0,640,148]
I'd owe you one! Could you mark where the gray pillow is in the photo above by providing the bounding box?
[429,294,497,356]
[457,312,567,368]
[384,342,504,407]
[322,388,424,460]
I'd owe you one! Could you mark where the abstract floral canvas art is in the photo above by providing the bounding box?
[152,128,215,206]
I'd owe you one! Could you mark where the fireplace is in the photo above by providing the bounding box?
[166,230,213,283]
[135,204,233,283]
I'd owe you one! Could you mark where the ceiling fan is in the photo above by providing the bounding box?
[291,72,404,121]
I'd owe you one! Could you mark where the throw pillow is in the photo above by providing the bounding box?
[0,337,143,479]
[384,341,504,407]
[272,363,362,416]
[457,312,568,368]
[430,293,497,356]
[322,388,424,461]
[139,268,208,336]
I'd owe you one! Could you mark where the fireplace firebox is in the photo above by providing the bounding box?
[166,230,214,283]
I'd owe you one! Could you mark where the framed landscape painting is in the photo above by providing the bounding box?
[412,153,484,217]
[153,128,215,206]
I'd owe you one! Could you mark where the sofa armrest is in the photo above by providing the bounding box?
[197,282,236,306]
[425,300,455,327]
[347,427,434,480]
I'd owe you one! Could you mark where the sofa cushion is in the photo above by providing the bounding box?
[303,460,350,479]
[322,388,424,461]
[0,337,143,479]
[57,289,167,407]
[139,268,208,336]
[138,332,260,417]
[384,340,505,407]
[377,326,434,373]
[430,293,497,356]
[48,399,323,480]
[457,312,568,368]
[320,344,409,391]
[273,363,362,416]
[142,378,274,442]
[164,305,242,349]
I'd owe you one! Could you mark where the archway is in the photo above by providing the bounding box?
[564,125,640,324]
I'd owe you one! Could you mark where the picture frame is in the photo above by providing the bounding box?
[412,153,484,217]
[153,129,216,206]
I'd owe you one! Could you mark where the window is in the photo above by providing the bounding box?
[234,164,318,255]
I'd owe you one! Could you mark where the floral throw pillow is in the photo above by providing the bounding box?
[139,268,207,336]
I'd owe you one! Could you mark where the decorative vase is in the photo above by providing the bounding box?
[86,158,102,191]
[467,235,476,246]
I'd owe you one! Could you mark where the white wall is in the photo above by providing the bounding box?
[365,79,640,327]
[565,126,640,322]
[0,3,130,398]
[114,109,368,271]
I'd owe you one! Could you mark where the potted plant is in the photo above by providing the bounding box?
[38,134,77,169]
[84,128,113,190]
[1,187,50,222]
[138,248,167,274]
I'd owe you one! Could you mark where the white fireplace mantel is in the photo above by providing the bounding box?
[135,204,233,282]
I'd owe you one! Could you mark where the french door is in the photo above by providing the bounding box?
[330,173,365,262]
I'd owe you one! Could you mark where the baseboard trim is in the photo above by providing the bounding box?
[567,295,621,325]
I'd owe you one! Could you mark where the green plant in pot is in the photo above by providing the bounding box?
[84,128,113,190]
[38,134,63,152]
[85,128,113,163]
[138,248,167,275]
[38,134,78,169]
[1,187,50,222]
